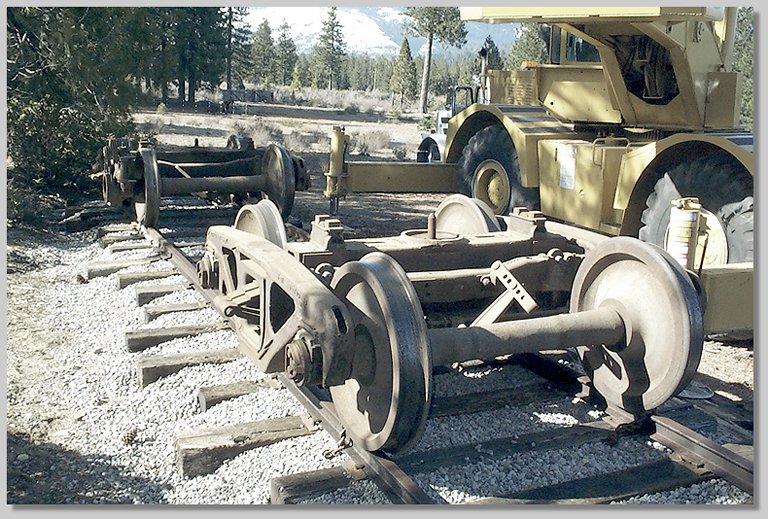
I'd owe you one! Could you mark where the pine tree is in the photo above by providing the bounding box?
[251,19,275,86]
[390,37,418,107]
[506,23,547,70]
[484,35,504,69]
[312,6,347,90]
[275,21,298,87]
[229,7,254,90]
[290,54,310,90]
[732,6,753,129]
[404,7,467,113]
[171,8,228,105]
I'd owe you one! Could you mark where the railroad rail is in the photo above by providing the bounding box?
[83,194,753,505]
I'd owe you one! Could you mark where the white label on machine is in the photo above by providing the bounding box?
[559,146,576,190]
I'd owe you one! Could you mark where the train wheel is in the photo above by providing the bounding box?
[433,194,501,235]
[261,144,296,219]
[233,199,288,249]
[639,154,753,266]
[571,237,704,417]
[135,148,161,228]
[329,253,431,454]
[457,125,539,215]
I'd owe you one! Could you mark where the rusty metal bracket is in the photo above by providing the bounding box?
[473,260,539,325]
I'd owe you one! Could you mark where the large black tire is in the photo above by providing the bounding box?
[457,125,539,214]
[638,153,753,264]
[416,138,440,163]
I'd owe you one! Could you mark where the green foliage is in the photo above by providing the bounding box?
[403,7,468,113]
[390,38,418,106]
[291,54,311,90]
[732,7,753,130]
[483,35,504,70]
[507,23,547,70]
[7,95,134,189]
[275,22,298,87]
[251,19,275,85]
[7,7,136,197]
[171,8,228,103]
[229,6,255,90]
[312,7,347,90]
[418,114,436,131]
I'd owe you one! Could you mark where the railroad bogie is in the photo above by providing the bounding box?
[198,195,704,455]
[95,135,309,227]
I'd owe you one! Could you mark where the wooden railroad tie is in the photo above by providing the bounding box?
[143,300,209,323]
[466,457,712,505]
[175,415,318,478]
[86,255,166,279]
[137,347,243,388]
[196,380,268,412]
[99,231,144,247]
[117,269,179,289]
[125,321,230,352]
[134,283,191,306]
[97,222,138,238]
[106,241,154,253]
[269,461,368,504]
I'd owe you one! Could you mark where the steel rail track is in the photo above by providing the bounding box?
[135,217,754,504]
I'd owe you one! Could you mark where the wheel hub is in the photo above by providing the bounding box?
[472,159,511,214]
[571,237,703,416]
[329,253,431,454]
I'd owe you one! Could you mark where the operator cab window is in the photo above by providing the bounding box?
[566,34,600,62]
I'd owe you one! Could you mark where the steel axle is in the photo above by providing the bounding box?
[98,136,306,226]
[428,306,626,367]
[197,197,704,456]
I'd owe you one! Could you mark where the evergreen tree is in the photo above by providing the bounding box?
[7,6,137,189]
[483,35,504,69]
[275,21,298,87]
[390,37,418,107]
[506,23,547,70]
[312,7,347,90]
[347,55,371,91]
[290,54,311,90]
[404,7,467,113]
[372,57,394,93]
[251,19,275,86]
[171,8,228,105]
[229,7,254,90]
[732,6,753,129]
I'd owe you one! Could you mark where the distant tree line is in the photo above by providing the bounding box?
[6,5,754,207]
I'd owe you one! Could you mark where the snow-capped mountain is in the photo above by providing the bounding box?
[246,6,518,57]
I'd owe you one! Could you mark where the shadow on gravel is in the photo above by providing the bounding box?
[6,432,170,505]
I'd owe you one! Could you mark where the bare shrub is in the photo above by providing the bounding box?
[273,86,390,114]
[392,146,407,160]
[282,131,307,152]
[351,130,391,155]
[232,118,284,147]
